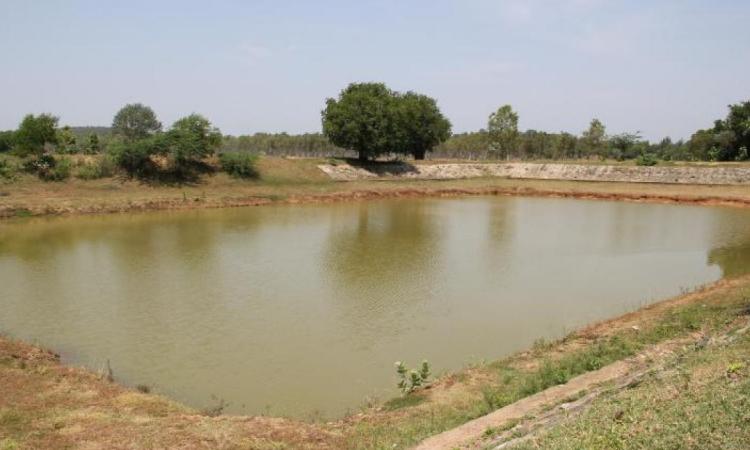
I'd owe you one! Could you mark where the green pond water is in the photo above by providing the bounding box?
[1,196,750,418]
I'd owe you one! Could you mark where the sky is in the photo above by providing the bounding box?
[1,0,749,141]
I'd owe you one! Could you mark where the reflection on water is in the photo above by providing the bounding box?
[1,197,749,417]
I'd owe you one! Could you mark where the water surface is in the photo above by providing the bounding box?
[1,197,749,417]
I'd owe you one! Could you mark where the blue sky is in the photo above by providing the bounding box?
[1,0,748,140]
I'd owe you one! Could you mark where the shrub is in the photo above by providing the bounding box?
[0,131,15,153]
[74,155,117,180]
[109,136,164,178]
[219,152,259,178]
[635,152,658,166]
[0,156,19,181]
[111,115,222,181]
[44,156,72,181]
[22,154,72,181]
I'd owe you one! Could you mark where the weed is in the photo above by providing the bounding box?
[0,438,19,450]
[395,360,431,394]
[726,362,745,377]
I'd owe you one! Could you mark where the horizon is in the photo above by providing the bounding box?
[2,0,749,141]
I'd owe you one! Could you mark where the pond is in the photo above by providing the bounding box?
[1,196,750,418]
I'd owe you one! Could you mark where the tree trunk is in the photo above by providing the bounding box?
[414,149,425,160]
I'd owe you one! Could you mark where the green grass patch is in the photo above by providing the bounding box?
[0,409,29,438]
[508,331,750,449]
[383,394,427,411]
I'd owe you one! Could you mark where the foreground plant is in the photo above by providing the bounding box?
[395,360,431,394]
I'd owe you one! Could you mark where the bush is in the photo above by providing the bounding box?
[111,115,222,181]
[44,156,72,181]
[74,155,117,180]
[219,152,259,179]
[0,156,19,181]
[22,154,72,181]
[109,136,163,178]
[635,153,658,166]
[0,131,15,153]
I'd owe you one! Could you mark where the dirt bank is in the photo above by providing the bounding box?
[319,162,750,185]
[2,176,750,220]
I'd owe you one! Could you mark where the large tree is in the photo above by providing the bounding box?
[322,83,452,161]
[488,105,519,159]
[112,103,162,142]
[14,114,59,156]
[395,92,452,160]
[322,83,399,161]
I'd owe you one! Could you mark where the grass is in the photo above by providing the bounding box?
[508,326,750,449]
[382,394,427,411]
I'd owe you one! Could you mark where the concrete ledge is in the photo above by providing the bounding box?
[318,163,750,185]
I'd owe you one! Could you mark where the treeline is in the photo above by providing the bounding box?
[222,133,347,157]
[1,87,748,184]
[221,100,750,163]
[0,104,259,182]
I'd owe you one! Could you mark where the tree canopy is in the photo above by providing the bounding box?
[488,105,519,159]
[396,92,452,160]
[14,114,59,156]
[581,119,607,157]
[321,82,451,160]
[110,109,222,179]
[166,114,223,169]
[112,103,162,142]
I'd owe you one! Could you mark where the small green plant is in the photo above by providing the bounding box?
[1,438,19,450]
[220,152,259,179]
[727,362,745,376]
[395,360,431,394]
